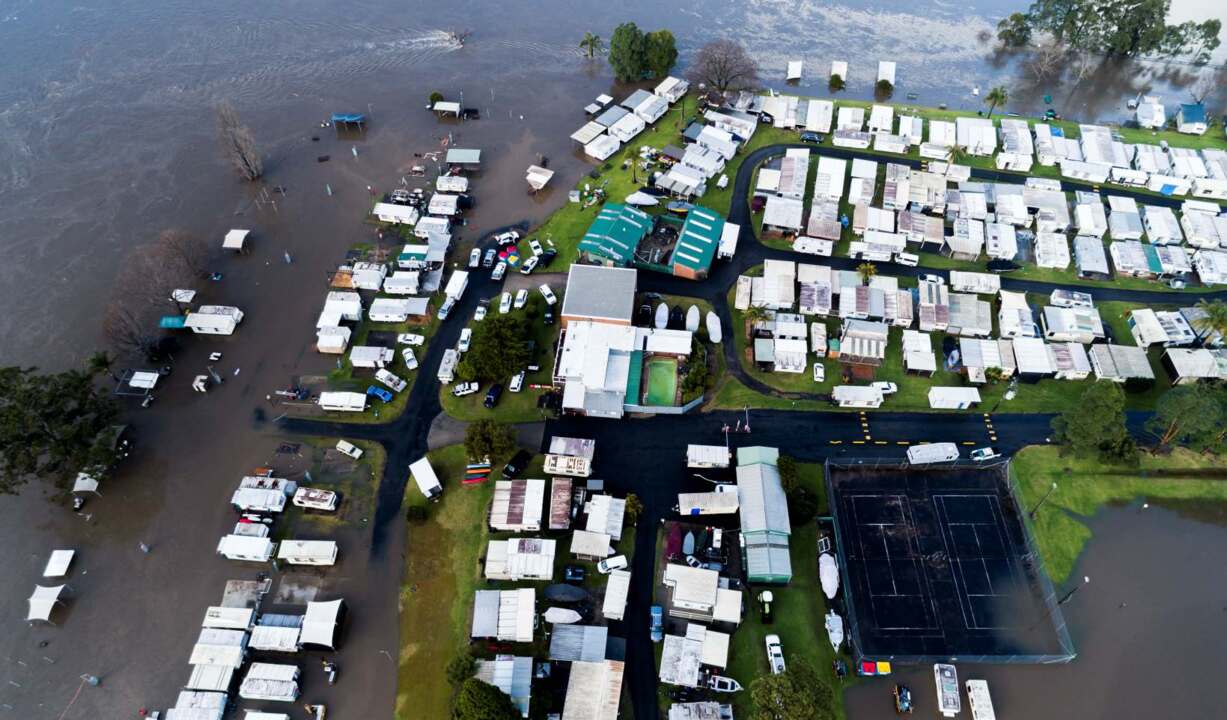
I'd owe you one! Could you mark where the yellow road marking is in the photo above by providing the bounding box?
[962,441,976,445]
[852,440,866,445]
[874,441,887,445]
[896,441,911,445]
[829,440,842,445]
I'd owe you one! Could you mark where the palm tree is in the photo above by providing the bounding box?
[86,351,119,382]
[579,32,604,59]
[945,144,970,166]
[856,262,877,285]
[984,85,1009,118]
[1192,299,1227,343]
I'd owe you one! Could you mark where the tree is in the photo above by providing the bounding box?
[464,420,516,463]
[687,39,760,95]
[215,100,263,181]
[984,366,1005,385]
[579,32,604,59]
[608,23,647,82]
[874,79,894,100]
[1191,299,1227,343]
[645,29,678,78]
[458,314,531,382]
[984,85,1009,118]
[429,90,445,105]
[1050,381,1137,464]
[997,12,1034,47]
[749,660,836,720]
[828,73,846,92]
[452,677,520,720]
[0,362,120,495]
[156,228,210,279]
[625,493,644,523]
[945,144,970,166]
[87,351,119,382]
[856,262,877,285]
[787,486,819,525]
[446,650,476,687]
[104,233,199,360]
[1146,385,1222,450]
[776,455,798,491]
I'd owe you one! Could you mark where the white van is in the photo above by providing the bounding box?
[895,252,920,267]
[277,540,338,566]
[335,440,364,459]
[597,555,628,574]
[409,457,443,501]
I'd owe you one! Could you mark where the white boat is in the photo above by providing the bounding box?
[824,610,844,652]
[685,305,700,332]
[625,191,659,207]
[543,607,582,624]
[682,531,695,555]
[654,303,669,329]
[706,675,743,693]
[819,552,839,600]
[934,664,962,718]
[705,311,722,343]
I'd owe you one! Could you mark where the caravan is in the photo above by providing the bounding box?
[318,392,367,412]
[216,535,276,562]
[277,540,338,566]
[185,306,245,335]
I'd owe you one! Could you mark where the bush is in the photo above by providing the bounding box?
[828,74,845,91]
[787,486,819,525]
[465,420,516,463]
[405,505,428,524]
[445,650,476,687]
[875,79,894,99]
[429,91,444,105]
[777,455,798,491]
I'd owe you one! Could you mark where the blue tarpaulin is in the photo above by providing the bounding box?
[331,113,366,125]
[159,315,186,329]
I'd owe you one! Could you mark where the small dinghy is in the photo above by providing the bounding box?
[705,311,722,343]
[655,303,669,329]
[543,607,582,624]
[682,531,695,555]
[685,305,700,332]
[819,552,839,600]
[825,610,844,652]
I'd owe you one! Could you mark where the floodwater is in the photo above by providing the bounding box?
[844,500,1227,719]
[0,1,1225,718]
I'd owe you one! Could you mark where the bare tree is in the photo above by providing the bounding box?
[103,299,163,360]
[155,228,210,279]
[215,101,264,181]
[103,239,199,360]
[1024,34,1067,81]
[686,39,760,95]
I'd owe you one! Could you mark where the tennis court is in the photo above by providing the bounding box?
[827,462,1074,662]
[644,358,678,406]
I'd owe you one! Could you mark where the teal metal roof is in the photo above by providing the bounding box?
[578,203,652,265]
[737,446,779,467]
[672,206,724,274]
[1141,244,1164,274]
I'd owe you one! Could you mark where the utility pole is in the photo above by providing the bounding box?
[1029,481,1058,520]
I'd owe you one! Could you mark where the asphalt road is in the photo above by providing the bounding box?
[280,141,1212,718]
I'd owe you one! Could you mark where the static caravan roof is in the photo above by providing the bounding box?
[189,628,247,668]
[1013,337,1055,375]
[736,463,790,536]
[1089,343,1155,382]
[550,624,609,662]
[202,606,255,630]
[677,491,739,516]
[562,264,637,322]
[445,148,481,165]
[585,494,626,541]
[570,529,612,558]
[602,570,632,620]
[686,444,731,468]
[571,121,606,145]
[549,478,574,530]
[659,633,703,687]
[562,660,624,720]
[185,664,234,693]
[490,479,546,532]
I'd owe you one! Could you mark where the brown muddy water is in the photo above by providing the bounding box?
[0,1,1224,718]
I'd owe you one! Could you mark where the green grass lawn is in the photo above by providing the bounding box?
[726,461,852,720]
[1012,445,1227,584]
[276,437,385,539]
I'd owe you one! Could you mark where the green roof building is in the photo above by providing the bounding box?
[736,446,792,584]
[578,203,652,267]
[671,206,724,280]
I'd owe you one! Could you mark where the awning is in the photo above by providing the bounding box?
[222,229,250,250]
[27,585,65,622]
[43,550,75,577]
[72,473,100,494]
[300,599,343,648]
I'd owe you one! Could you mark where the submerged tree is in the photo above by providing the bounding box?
[215,100,264,181]
[608,22,647,82]
[1191,299,1227,342]
[644,29,678,78]
[579,32,605,59]
[1146,385,1223,450]
[687,39,760,95]
[104,231,201,360]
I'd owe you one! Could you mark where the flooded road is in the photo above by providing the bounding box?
[844,501,1227,719]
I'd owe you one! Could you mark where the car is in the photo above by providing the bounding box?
[366,385,393,403]
[800,131,824,143]
[987,259,1022,273]
[483,383,503,409]
[401,348,418,370]
[970,447,1000,462]
[758,590,774,624]
[528,239,544,256]
[764,634,786,675]
[499,292,513,314]
[457,327,472,353]
[894,684,914,714]
[650,606,664,643]
[474,304,487,321]
[509,371,525,393]
[919,273,944,285]
[397,333,425,346]
[895,252,920,267]
[482,248,497,268]
[514,289,528,309]
[451,381,479,397]
[702,560,724,572]
[543,309,555,326]
[685,554,703,569]
[751,195,766,212]
[494,230,520,246]
[813,362,825,383]
[871,381,898,395]
[376,369,407,393]
[539,284,557,305]
[491,261,507,280]
[519,256,539,275]
[468,248,481,268]
[1169,278,1187,289]
[502,449,532,479]
[564,565,586,583]
[597,555,628,574]
[436,296,456,320]
[540,249,558,267]
[335,440,364,459]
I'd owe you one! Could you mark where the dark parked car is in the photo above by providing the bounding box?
[543,310,555,326]
[502,449,532,479]
[800,131,824,143]
[484,383,504,409]
[637,304,652,326]
[540,249,558,267]
[564,565,586,583]
[751,195,767,213]
[987,259,1022,273]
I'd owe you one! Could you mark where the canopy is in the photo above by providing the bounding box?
[72,473,100,494]
[526,165,555,190]
[129,371,160,389]
[43,550,75,577]
[300,599,343,648]
[624,191,659,207]
[544,607,583,624]
[222,229,250,250]
[27,585,65,622]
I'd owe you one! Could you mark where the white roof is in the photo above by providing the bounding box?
[570,530,612,557]
[249,625,301,652]
[786,60,803,79]
[277,540,337,563]
[831,60,848,78]
[244,713,291,720]
[928,387,982,407]
[491,479,547,531]
[43,550,74,577]
[1013,337,1055,374]
[585,494,627,541]
[762,195,804,230]
[686,444,731,467]
[659,633,703,687]
[832,385,884,403]
[223,229,250,249]
[301,599,343,648]
[372,202,419,223]
[189,628,247,668]
[563,660,624,720]
[602,569,632,620]
[664,563,718,607]
[185,664,235,693]
[433,100,461,114]
[877,60,896,84]
[486,538,557,581]
[202,606,255,630]
[27,585,65,621]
